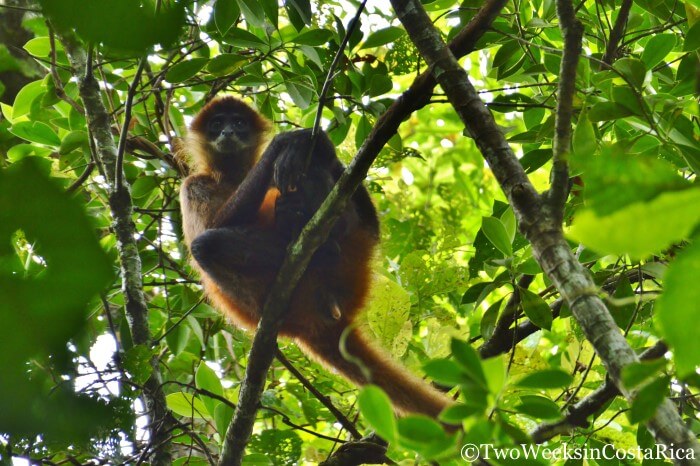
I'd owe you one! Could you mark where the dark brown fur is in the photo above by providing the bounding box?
[180,96,453,419]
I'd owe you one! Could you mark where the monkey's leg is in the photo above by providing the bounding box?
[190,227,287,280]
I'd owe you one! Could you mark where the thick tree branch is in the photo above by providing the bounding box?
[216,2,509,464]
[388,0,700,462]
[59,33,173,466]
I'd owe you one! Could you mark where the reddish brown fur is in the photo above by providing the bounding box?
[181,96,453,421]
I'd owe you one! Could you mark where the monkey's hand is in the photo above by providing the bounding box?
[275,189,309,239]
[273,135,308,194]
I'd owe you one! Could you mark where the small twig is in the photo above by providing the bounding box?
[275,348,362,439]
[305,0,368,172]
[47,25,83,114]
[115,56,147,192]
[66,161,96,193]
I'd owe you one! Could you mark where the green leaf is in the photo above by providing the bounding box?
[214,403,235,436]
[196,362,223,397]
[493,41,519,69]
[500,207,516,243]
[214,0,240,35]
[515,395,561,419]
[121,345,154,385]
[285,0,311,29]
[368,74,393,97]
[516,369,573,389]
[461,281,494,305]
[131,176,158,199]
[165,58,208,83]
[641,34,676,68]
[41,0,186,53]
[24,37,52,57]
[439,403,481,424]
[611,86,644,115]
[482,355,507,394]
[166,392,210,419]
[520,148,553,173]
[238,0,265,27]
[165,320,191,356]
[423,359,465,386]
[361,26,405,49]
[284,80,313,109]
[59,130,89,155]
[451,338,486,385]
[481,216,513,257]
[568,188,700,259]
[396,415,446,445]
[574,148,688,216]
[520,288,552,331]
[196,362,224,418]
[657,240,700,378]
[588,101,634,121]
[9,121,61,146]
[683,21,700,51]
[207,54,247,76]
[366,275,411,356]
[613,58,647,88]
[12,80,44,118]
[0,158,114,440]
[259,0,278,27]
[355,115,372,149]
[628,376,669,423]
[358,385,397,442]
[226,28,268,49]
[609,275,635,328]
[480,298,501,341]
[293,29,332,46]
[621,359,667,390]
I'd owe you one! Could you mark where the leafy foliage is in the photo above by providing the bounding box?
[0,0,698,464]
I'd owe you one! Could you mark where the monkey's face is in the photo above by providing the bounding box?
[206,112,254,154]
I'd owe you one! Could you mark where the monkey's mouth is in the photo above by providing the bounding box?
[214,136,244,153]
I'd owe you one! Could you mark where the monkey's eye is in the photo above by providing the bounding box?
[232,118,245,128]
[209,118,223,133]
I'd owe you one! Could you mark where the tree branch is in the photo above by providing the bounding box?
[58,32,173,466]
[275,349,362,440]
[115,56,147,192]
[548,0,583,220]
[388,0,700,461]
[602,0,633,65]
[531,341,669,443]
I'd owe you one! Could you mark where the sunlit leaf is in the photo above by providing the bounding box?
[358,385,397,442]
[657,240,700,378]
[568,188,700,259]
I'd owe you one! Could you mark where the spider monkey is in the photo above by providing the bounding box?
[180,96,452,419]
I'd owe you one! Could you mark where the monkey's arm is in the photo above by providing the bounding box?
[273,130,379,242]
[212,132,297,228]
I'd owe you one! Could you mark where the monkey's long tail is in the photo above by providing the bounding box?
[297,327,453,419]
